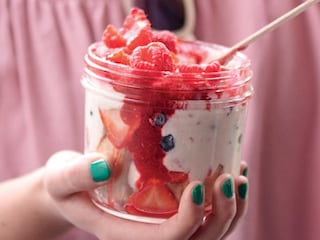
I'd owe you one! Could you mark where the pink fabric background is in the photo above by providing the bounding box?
[0,0,319,239]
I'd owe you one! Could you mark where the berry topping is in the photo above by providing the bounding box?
[99,7,223,77]
[160,134,175,152]
[130,42,174,71]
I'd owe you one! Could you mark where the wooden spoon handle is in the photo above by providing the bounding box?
[219,0,320,64]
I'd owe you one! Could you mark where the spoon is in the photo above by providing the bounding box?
[217,0,320,65]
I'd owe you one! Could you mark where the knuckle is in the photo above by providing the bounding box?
[44,151,80,198]
[221,202,237,221]
[214,198,237,223]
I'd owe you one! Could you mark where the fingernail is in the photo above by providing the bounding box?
[89,159,111,182]
[192,183,204,205]
[222,178,234,199]
[242,167,248,177]
[238,183,248,200]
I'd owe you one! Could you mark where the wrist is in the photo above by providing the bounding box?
[0,168,73,239]
[33,167,74,237]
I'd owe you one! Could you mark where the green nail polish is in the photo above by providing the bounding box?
[222,178,234,199]
[89,159,111,182]
[238,183,248,200]
[242,167,248,177]
[192,184,204,205]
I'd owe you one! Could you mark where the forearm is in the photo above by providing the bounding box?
[0,168,73,239]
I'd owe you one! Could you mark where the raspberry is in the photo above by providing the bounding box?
[152,30,178,53]
[177,61,221,74]
[124,28,152,53]
[102,8,153,52]
[204,61,221,73]
[130,42,174,71]
[176,64,203,73]
[102,25,126,48]
[123,8,149,29]
[120,8,153,52]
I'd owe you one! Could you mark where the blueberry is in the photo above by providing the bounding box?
[153,112,167,127]
[160,134,175,152]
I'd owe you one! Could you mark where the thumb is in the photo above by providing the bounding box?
[44,150,111,199]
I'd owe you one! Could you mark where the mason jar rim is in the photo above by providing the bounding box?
[82,40,253,107]
[84,41,252,89]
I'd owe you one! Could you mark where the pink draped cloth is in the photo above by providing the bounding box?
[1,0,319,239]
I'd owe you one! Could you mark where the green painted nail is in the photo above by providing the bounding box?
[242,167,248,177]
[222,178,234,199]
[192,184,204,205]
[238,183,248,200]
[89,159,111,182]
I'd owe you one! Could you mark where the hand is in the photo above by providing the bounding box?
[44,151,248,240]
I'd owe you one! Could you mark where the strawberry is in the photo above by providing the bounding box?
[97,135,125,178]
[97,136,133,206]
[125,179,178,217]
[99,109,140,149]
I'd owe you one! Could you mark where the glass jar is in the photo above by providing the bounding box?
[81,40,253,224]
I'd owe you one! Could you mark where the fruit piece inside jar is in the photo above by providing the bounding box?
[92,8,232,218]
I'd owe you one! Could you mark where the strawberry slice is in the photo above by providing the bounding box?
[99,109,140,149]
[125,179,178,218]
